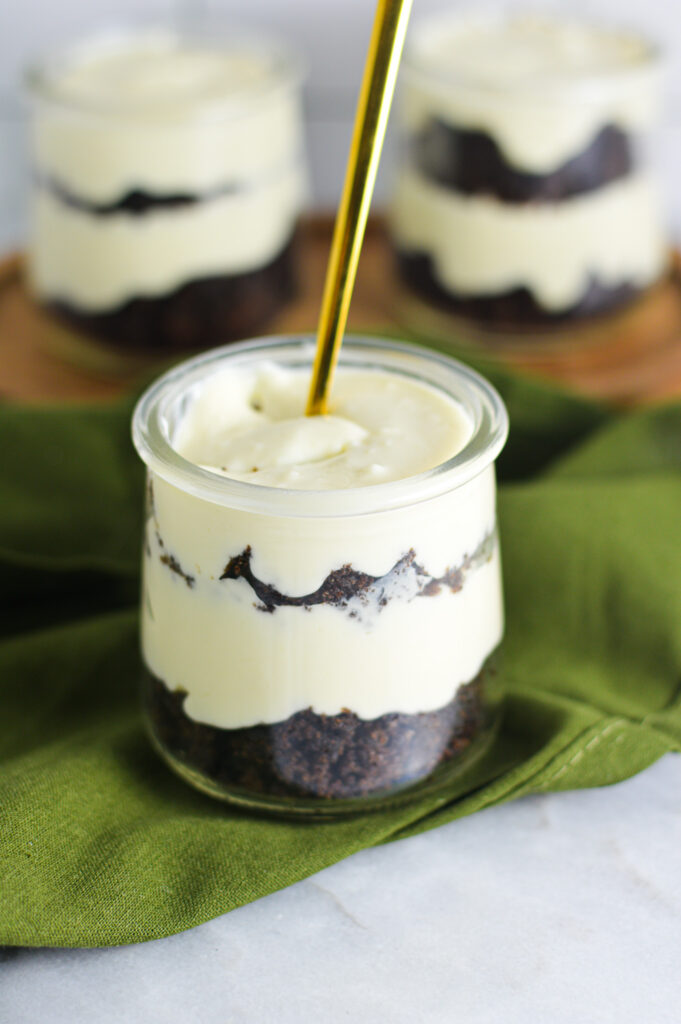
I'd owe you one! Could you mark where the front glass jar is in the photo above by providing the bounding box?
[26,27,306,369]
[389,12,667,338]
[132,336,508,815]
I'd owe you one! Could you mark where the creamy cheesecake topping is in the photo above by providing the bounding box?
[172,363,473,489]
[414,14,654,88]
[43,32,281,115]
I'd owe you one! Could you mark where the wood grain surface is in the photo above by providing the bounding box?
[2,217,681,406]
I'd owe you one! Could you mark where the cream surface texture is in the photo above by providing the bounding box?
[172,363,473,489]
[141,364,503,728]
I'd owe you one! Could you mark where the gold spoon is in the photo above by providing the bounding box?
[305,0,413,416]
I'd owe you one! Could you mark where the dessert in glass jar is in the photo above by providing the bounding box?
[132,336,508,815]
[26,27,306,366]
[390,13,667,330]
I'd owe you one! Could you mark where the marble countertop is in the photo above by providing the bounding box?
[2,754,679,1023]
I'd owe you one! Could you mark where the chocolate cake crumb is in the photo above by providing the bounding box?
[159,552,195,589]
[221,545,377,612]
[220,533,494,616]
[146,479,195,587]
[414,121,633,202]
[144,660,494,800]
[38,176,239,216]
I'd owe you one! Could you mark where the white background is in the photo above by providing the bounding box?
[1,0,681,250]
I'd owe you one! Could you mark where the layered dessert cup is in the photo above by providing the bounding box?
[26,29,306,364]
[132,336,508,815]
[390,13,668,331]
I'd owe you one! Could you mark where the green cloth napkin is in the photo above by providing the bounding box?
[2,349,680,948]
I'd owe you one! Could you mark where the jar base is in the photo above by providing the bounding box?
[145,712,500,819]
[142,656,502,818]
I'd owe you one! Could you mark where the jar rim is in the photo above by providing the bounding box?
[25,23,303,122]
[402,10,661,102]
[132,335,509,519]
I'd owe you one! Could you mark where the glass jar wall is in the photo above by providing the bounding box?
[389,13,667,335]
[132,336,508,815]
[26,27,306,368]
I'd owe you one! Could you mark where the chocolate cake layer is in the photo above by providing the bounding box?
[396,250,640,326]
[413,122,633,202]
[145,663,491,800]
[219,533,495,616]
[38,176,239,216]
[47,234,298,354]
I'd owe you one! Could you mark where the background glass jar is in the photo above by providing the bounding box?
[132,336,508,816]
[389,12,667,334]
[26,27,306,368]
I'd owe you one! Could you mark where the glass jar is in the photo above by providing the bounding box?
[26,27,306,370]
[389,12,668,338]
[132,336,508,815]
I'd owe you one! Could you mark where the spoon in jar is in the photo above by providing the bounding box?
[305,0,413,417]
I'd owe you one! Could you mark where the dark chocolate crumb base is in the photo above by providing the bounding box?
[221,532,495,616]
[36,175,241,216]
[144,661,494,800]
[412,122,633,203]
[46,233,298,355]
[395,250,640,327]
[145,479,194,588]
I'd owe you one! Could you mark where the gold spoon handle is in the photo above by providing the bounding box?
[305,0,413,416]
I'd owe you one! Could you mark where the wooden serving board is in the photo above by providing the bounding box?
[2,217,681,406]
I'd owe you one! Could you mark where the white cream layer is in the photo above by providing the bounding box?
[32,32,304,200]
[403,13,660,173]
[142,465,502,728]
[391,168,666,311]
[29,164,305,310]
[172,363,474,489]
